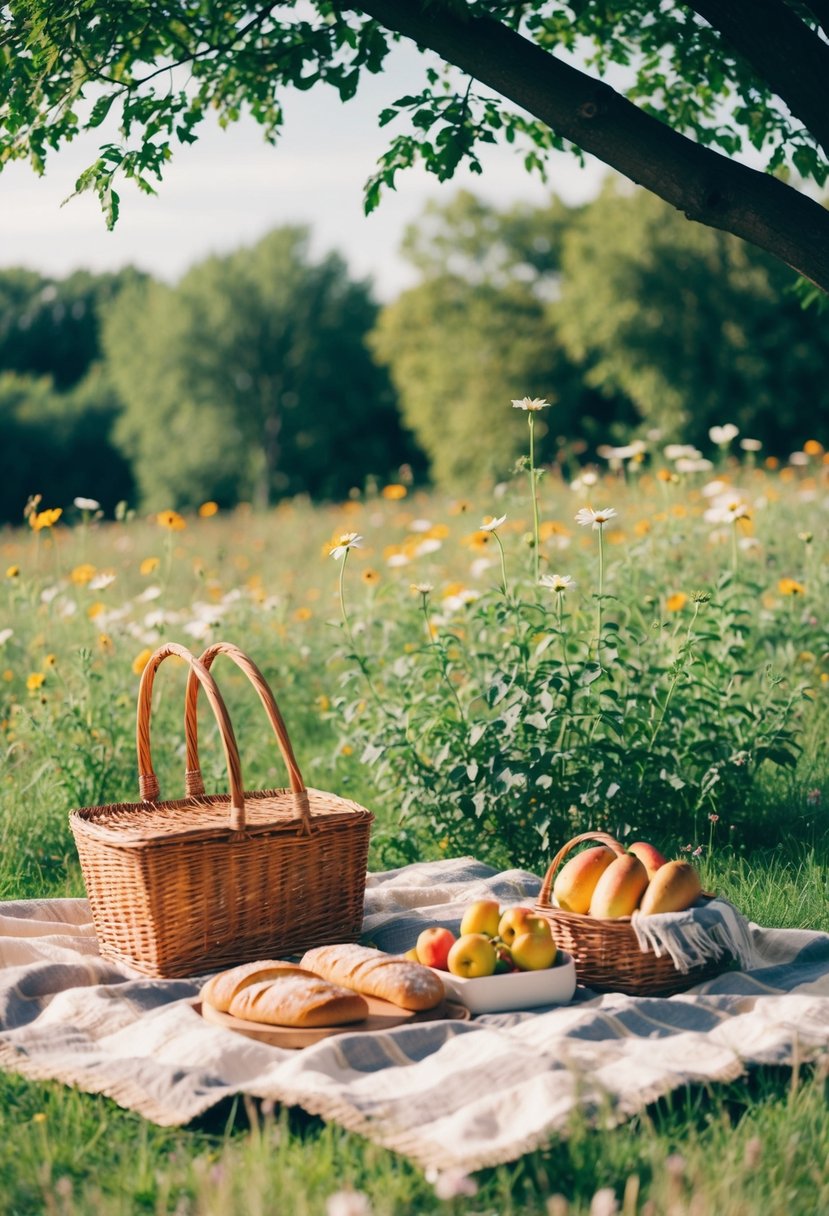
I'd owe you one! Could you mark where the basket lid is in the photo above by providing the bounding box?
[70,786,374,849]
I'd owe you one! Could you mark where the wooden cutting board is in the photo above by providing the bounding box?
[196,996,470,1049]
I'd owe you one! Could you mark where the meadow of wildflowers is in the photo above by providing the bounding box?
[0,423,827,1215]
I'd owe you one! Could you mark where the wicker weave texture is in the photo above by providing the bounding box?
[535,831,722,996]
[70,642,374,978]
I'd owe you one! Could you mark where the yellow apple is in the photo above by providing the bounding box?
[447,933,497,978]
[403,947,420,963]
[510,930,557,971]
[498,906,549,946]
[415,926,456,971]
[460,899,502,939]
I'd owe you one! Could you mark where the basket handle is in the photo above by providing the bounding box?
[537,831,628,907]
[136,641,247,831]
[183,641,312,834]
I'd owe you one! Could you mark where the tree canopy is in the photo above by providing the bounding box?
[103,227,415,509]
[2,2,828,292]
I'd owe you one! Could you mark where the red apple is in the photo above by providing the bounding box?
[447,933,497,978]
[460,899,502,939]
[415,926,456,971]
[510,929,557,972]
[498,906,548,946]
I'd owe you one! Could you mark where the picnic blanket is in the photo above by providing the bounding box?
[1,857,828,1173]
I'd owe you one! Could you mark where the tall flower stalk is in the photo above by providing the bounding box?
[575,506,617,660]
[511,397,550,583]
[480,514,509,598]
[330,532,385,711]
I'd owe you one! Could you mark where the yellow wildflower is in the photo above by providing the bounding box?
[6,565,19,579]
[26,672,46,692]
[293,606,313,622]
[666,592,688,612]
[381,484,407,500]
[361,568,380,585]
[803,439,824,456]
[140,557,160,575]
[44,654,57,668]
[3,670,13,682]
[98,634,114,654]
[198,501,219,518]
[29,508,62,531]
[131,648,153,676]
[87,602,105,620]
[156,509,186,531]
[778,578,805,596]
[70,563,96,586]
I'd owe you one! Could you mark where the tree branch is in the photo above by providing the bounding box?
[683,0,829,159]
[795,0,829,41]
[351,0,829,293]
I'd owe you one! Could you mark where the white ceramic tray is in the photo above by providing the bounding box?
[434,950,576,1014]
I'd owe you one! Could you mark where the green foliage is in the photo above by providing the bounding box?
[2,0,828,289]
[332,569,807,871]
[102,227,418,509]
[370,192,635,485]
[0,368,134,522]
[554,184,829,449]
[0,266,146,389]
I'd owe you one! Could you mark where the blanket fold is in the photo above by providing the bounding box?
[0,857,827,1173]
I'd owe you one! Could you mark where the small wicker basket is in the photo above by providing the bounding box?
[70,641,374,979]
[535,831,723,997]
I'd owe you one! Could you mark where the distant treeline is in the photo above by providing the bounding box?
[1,184,827,522]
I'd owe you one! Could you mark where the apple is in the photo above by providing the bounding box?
[498,906,549,946]
[447,933,497,978]
[415,926,456,971]
[403,947,420,963]
[511,930,557,972]
[460,899,502,939]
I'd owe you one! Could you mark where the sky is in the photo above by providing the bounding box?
[0,42,609,301]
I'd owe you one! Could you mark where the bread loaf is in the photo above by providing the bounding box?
[301,943,445,1012]
[200,960,315,1014]
[227,974,368,1028]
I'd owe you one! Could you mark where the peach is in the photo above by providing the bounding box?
[638,860,702,915]
[627,841,668,880]
[415,926,456,971]
[552,845,616,914]
[588,854,649,918]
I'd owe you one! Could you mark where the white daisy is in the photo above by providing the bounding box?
[539,573,575,593]
[575,506,617,529]
[329,533,364,560]
[511,397,550,411]
[479,514,507,533]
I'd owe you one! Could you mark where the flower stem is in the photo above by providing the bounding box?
[595,522,605,660]
[493,531,509,599]
[730,521,739,575]
[338,550,386,713]
[528,414,541,583]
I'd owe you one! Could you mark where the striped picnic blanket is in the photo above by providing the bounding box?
[0,857,827,1172]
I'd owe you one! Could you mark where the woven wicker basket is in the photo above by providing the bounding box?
[535,831,723,997]
[70,641,374,979]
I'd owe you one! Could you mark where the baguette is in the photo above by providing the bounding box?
[200,960,315,1014]
[301,943,445,1012]
[227,974,368,1028]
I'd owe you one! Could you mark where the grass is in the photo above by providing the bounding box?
[0,455,827,1213]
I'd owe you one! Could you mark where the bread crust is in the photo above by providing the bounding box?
[301,944,444,1011]
[227,974,368,1028]
[200,960,314,1014]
